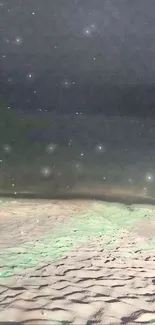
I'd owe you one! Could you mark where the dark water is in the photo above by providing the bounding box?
[1,113,155,204]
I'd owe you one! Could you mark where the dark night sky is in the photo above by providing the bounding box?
[1,0,155,116]
[1,0,155,199]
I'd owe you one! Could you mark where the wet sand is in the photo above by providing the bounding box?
[0,198,155,324]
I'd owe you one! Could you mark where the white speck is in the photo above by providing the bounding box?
[14,37,23,45]
[61,79,72,88]
[146,173,154,182]
[3,144,12,154]
[143,187,148,195]
[74,162,83,174]
[40,167,52,178]
[46,143,57,154]
[95,144,106,154]
[26,72,34,81]
[84,28,91,36]
[83,24,96,37]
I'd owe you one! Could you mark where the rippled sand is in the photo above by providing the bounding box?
[0,198,155,325]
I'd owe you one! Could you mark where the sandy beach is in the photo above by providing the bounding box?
[0,198,155,325]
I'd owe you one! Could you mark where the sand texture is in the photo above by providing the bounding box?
[0,199,155,325]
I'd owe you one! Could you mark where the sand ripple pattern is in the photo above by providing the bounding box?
[0,233,155,325]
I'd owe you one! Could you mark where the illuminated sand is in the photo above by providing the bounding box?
[0,198,155,324]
